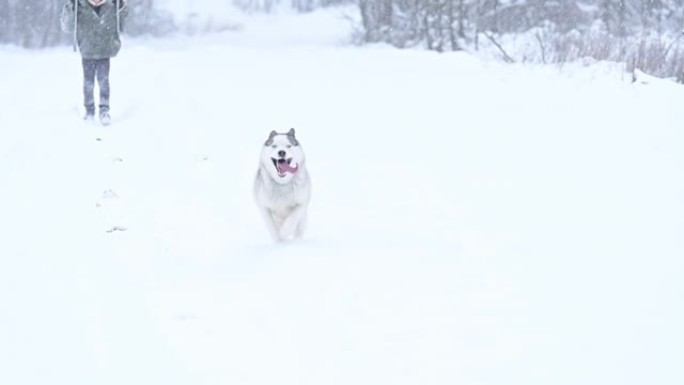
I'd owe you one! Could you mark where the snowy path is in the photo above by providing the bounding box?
[1,9,683,385]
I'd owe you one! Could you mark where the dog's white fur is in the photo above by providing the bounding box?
[253,129,311,242]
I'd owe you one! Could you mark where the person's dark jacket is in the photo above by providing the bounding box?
[61,0,129,59]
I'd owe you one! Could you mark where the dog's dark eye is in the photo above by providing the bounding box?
[271,145,277,149]
[287,145,292,149]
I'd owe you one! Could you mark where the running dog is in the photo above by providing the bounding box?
[253,129,311,242]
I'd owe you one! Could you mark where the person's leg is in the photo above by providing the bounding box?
[81,59,97,118]
[96,58,111,114]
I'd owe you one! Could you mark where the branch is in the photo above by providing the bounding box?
[535,31,546,64]
[663,30,684,59]
[483,31,515,63]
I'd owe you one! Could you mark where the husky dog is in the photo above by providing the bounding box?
[254,128,311,242]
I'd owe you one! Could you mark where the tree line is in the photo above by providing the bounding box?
[356,0,684,81]
[1,0,682,81]
[0,0,173,47]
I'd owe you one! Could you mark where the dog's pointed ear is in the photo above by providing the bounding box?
[287,128,299,146]
[264,130,278,146]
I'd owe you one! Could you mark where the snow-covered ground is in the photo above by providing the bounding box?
[1,6,683,385]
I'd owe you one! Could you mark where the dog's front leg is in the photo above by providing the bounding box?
[280,204,307,240]
[294,211,307,239]
[260,208,282,242]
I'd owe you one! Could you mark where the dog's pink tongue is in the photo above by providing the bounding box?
[278,162,299,174]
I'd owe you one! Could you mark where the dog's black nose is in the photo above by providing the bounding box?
[278,150,286,157]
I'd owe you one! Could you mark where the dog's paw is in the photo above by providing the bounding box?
[279,220,297,240]
[269,231,283,242]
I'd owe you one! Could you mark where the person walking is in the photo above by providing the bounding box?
[61,0,128,125]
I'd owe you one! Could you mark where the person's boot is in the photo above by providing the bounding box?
[99,105,111,126]
[84,104,95,121]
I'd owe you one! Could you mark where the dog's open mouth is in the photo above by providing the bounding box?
[272,158,299,177]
